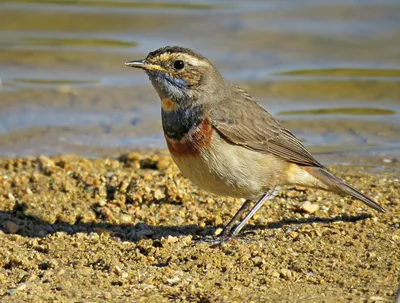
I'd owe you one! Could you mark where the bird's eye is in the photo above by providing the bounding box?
[173,60,185,70]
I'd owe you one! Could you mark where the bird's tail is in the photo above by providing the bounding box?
[306,167,386,213]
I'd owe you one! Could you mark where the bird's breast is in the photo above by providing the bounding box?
[164,117,214,157]
[161,104,286,199]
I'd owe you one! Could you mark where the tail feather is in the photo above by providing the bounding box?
[339,182,386,213]
[306,167,386,213]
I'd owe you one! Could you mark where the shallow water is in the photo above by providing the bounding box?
[0,0,399,165]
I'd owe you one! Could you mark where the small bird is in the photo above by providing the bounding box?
[125,46,386,241]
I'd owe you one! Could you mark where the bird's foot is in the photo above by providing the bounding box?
[193,227,235,245]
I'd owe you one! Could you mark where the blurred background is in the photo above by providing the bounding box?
[0,0,399,165]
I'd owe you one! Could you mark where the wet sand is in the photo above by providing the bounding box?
[0,151,398,302]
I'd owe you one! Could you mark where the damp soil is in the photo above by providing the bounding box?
[0,151,399,302]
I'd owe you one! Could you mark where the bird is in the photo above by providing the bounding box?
[125,46,386,242]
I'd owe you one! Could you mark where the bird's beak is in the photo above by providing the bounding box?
[124,59,146,69]
[125,59,167,72]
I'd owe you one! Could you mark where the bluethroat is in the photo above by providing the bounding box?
[125,46,386,242]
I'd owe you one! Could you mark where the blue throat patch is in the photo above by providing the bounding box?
[161,106,202,141]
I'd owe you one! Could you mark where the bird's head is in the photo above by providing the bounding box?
[125,46,224,105]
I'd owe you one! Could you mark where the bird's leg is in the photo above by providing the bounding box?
[220,186,280,243]
[220,199,252,240]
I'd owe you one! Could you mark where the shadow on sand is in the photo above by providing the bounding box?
[0,203,372,242]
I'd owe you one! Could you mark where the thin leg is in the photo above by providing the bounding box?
[222,186,280,242]
[220,199,252,239]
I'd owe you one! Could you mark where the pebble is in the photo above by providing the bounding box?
[98,199,107,207]
[5,221,19,234]
[120,214,132,224]
[15,283,27,291]
[214,215,223,226]
[156,158,171,170]
[181,235,193,245]
[56,268,65,276]
[94,228,112,236]
[271,271,280,278]
[299,201,319,214]
[153,188,165,200]
[280,269,292,279]
[26,273,38,282]
[214,228,223,236]
[114,265,123,275]
[167,235,179,244]
[167,276,181,285]
[7,192,15,201]
[369,296,387,302]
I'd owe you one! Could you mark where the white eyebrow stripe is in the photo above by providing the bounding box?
[155,52,209,67]
[180,54,209,67]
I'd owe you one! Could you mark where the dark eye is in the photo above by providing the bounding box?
[173,60,185,70]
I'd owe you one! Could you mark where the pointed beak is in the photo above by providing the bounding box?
[124,59,147,69]
[124,59,167,73]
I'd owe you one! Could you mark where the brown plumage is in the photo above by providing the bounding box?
[125,46,386,242]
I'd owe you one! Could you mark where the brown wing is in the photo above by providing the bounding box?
[209,88,324,168]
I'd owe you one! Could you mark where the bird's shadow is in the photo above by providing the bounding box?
[0,202,372,242]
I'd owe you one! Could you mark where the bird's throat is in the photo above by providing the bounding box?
[161,98,179,112]
[161,104,203,141]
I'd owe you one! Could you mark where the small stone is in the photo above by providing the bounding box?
[114,265,123,275]
[280,269,292,279]
[94,228,112,236]
[153,188,165,200]
[56,268,65,276]
[167,236,179,244]
[156,157,171,170]
[214,228,223,236]
[214,215,223,226]
[26,273,38,282]
[49,259,58,268]
[15,283,27,291]
[299,201,319,214]
[271,271,280,278]
[120,214,132,224]
[144,186,151,193]
[181,235,193,245]
[167,276,180,285]
[369,296,386,302]
[5,221,19,234]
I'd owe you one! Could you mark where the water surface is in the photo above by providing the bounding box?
[0,0,399,166]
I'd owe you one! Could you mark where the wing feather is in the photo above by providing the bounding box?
[209,87,323,168]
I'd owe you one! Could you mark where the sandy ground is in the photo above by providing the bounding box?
[0,151,399,302]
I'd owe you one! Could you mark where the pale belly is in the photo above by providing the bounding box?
[169,133,286,199]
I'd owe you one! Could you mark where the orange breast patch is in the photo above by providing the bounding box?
[161,98,179,111]
[166,118,213,157]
